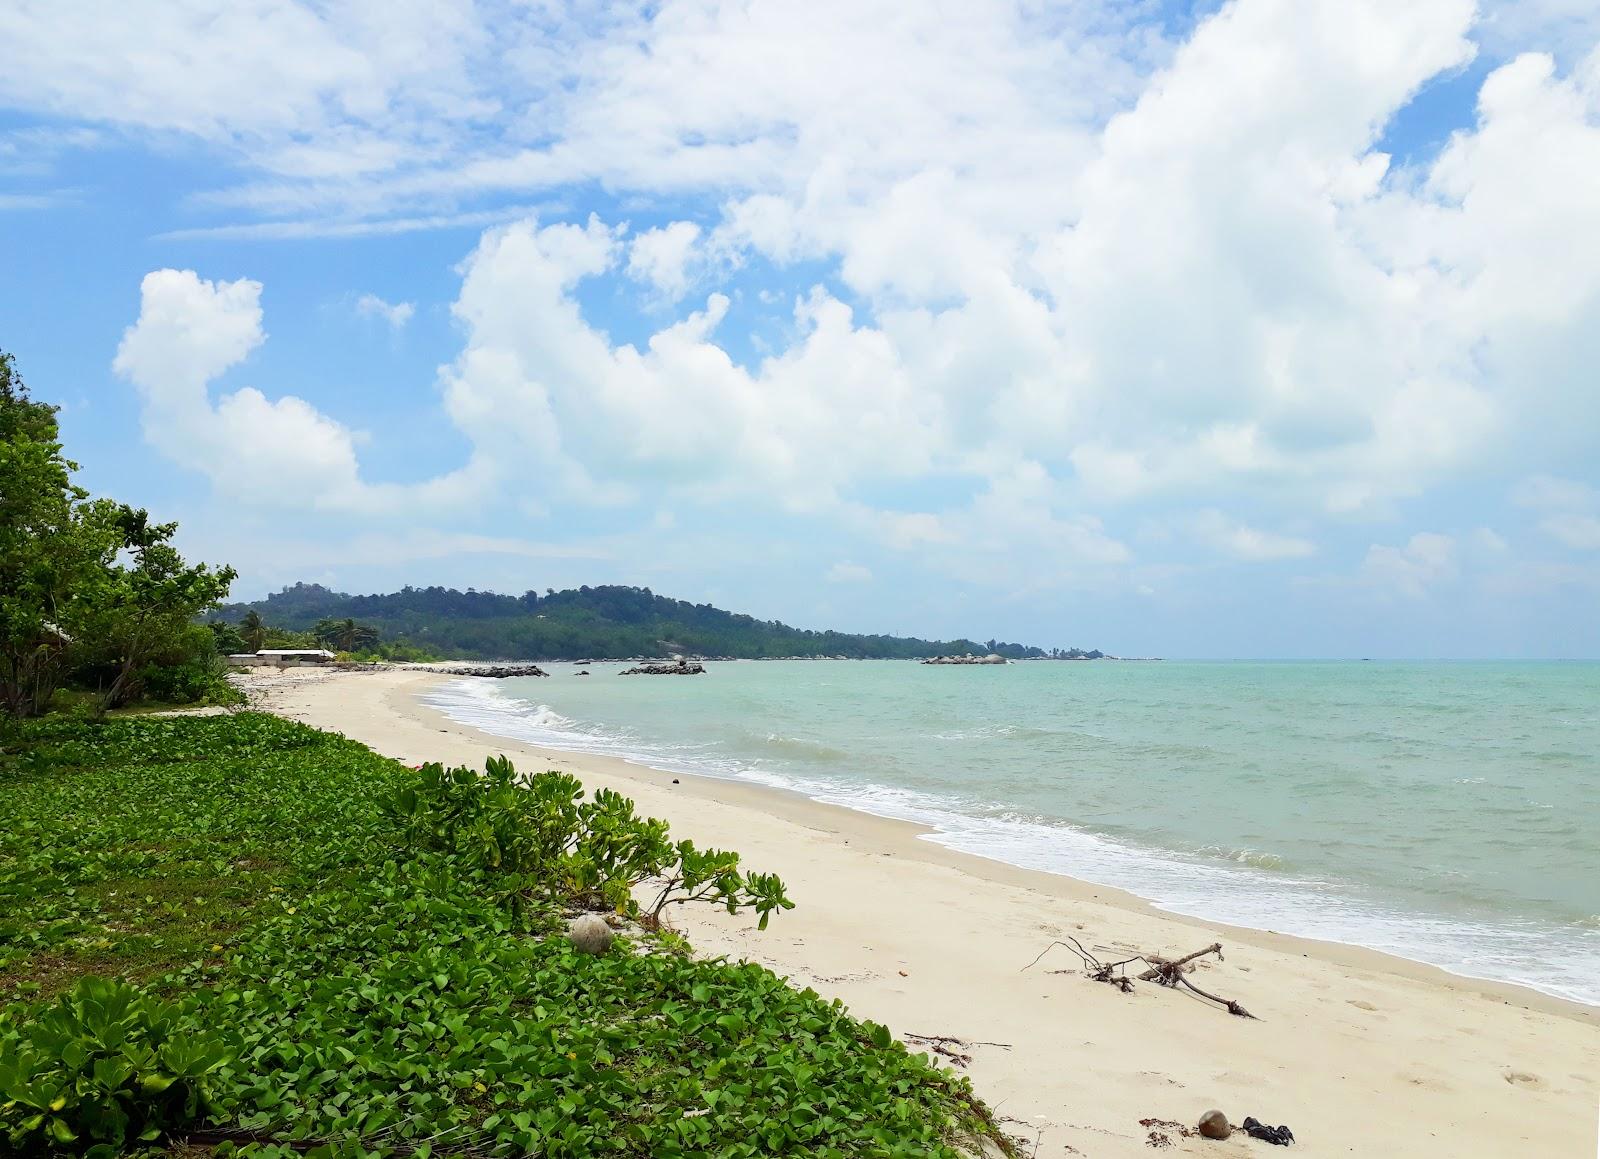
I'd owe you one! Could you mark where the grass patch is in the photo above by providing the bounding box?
[1,714,1013,1157]
[0,715,393,1003]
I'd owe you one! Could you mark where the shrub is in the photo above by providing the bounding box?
[2,714,1010,1158]
[0,978,233,1155]
[383,756,795,927]
[134,659,208,705]
[68,623,241,710]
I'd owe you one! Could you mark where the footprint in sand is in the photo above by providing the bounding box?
[1502,1069,1544,1088]
[1347,999,1379,1012]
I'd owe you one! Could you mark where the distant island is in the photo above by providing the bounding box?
[210,582,1107,663]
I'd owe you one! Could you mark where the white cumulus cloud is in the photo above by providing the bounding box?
[1191,510,1317,562]
[1540,513,1600,550]
[626,221,703,300]
[1360,532,1459,597]
[64,0,1600,604]
[355,292,415,329]
[114,269,478,513]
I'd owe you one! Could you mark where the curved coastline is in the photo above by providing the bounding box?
[421,673,1600,1011]
[249,666,1600,1159]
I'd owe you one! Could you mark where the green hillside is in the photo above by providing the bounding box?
[211,583,1098,661]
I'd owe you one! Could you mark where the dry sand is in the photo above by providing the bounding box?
[242,666,1600,1158]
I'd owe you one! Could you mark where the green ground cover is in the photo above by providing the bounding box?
[0,713,1012,1158]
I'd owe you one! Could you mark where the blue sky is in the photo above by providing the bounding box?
[3,0,1599,658]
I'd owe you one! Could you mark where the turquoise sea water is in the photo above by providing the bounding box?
[424,660,1600,1005]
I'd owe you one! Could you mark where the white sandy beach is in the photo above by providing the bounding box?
[242,667,1600,1158]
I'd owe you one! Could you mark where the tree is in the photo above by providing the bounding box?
[2,350,241,717]
[311,617,338,647]
[0,352,121,717]
[343,620,379,651]
[314,616,378,652]
[74,507,237,716]
[239,610,266,652]
[209,620,248,655]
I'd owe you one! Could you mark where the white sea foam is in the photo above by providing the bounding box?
[422,674,1600,1007]
[425,679,748,778]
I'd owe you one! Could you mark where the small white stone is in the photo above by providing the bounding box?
[569,913,615,955]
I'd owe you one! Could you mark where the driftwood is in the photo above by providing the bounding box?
[902,1031,1013,1069]
[1137,942,1256,1018]
[1022,938,1258,1018]
[1021,937,1142,991]
[1167,973,1257,1019]
[1138,942,1222,981]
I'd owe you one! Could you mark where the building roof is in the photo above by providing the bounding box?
[255,649,338,658]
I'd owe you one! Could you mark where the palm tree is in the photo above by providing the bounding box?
[316,617,379,652]
[343,619,379,651]
[312,617,339,648]
[240,611,266,652]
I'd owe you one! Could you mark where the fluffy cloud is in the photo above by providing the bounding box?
[114,270,364,508]
[72,0,1600,604]
[626,222,703,300]
[1540,513,1600,550]
[1513,473,1599,510]
[1360,532,1458,597]
[1511,474,1600,549]
[1478,0,1600,60]
[1190,510,1317,562]
[355,293,415,329]
[441,218,944,511]
[113,270,479,513]
[0,1,490,175]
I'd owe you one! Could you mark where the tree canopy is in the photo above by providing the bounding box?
[0,349,236,716]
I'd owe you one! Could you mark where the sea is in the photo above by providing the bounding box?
[422,659,1600,1006]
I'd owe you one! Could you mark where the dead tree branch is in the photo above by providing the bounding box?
[1021,937,1146,987]
[1138,942,1223,981]
[1172,972,1258,1019]
[903,1033,973,1067]
[902,1031,1015,1067]
[1022,938,1259,1017]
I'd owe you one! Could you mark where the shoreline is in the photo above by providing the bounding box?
[246,666,1600,1158]
[418,673,1596,1020]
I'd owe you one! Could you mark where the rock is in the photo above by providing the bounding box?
[621,661,705,675]
[1197,1110,1231,1140]
[420,663,549,678]
[569,914,615,955]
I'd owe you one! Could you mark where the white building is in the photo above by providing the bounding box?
[228,649,338,668]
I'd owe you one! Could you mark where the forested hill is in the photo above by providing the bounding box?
[211,583,1092,661]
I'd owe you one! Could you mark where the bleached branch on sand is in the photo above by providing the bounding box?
[1021,937,1258,1019]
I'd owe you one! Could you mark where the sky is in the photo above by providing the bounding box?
[2,0,1598,659]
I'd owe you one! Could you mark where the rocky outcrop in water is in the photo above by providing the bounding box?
[427,663,549,678]
[621,661,706,675]
[921,653,1008,665]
